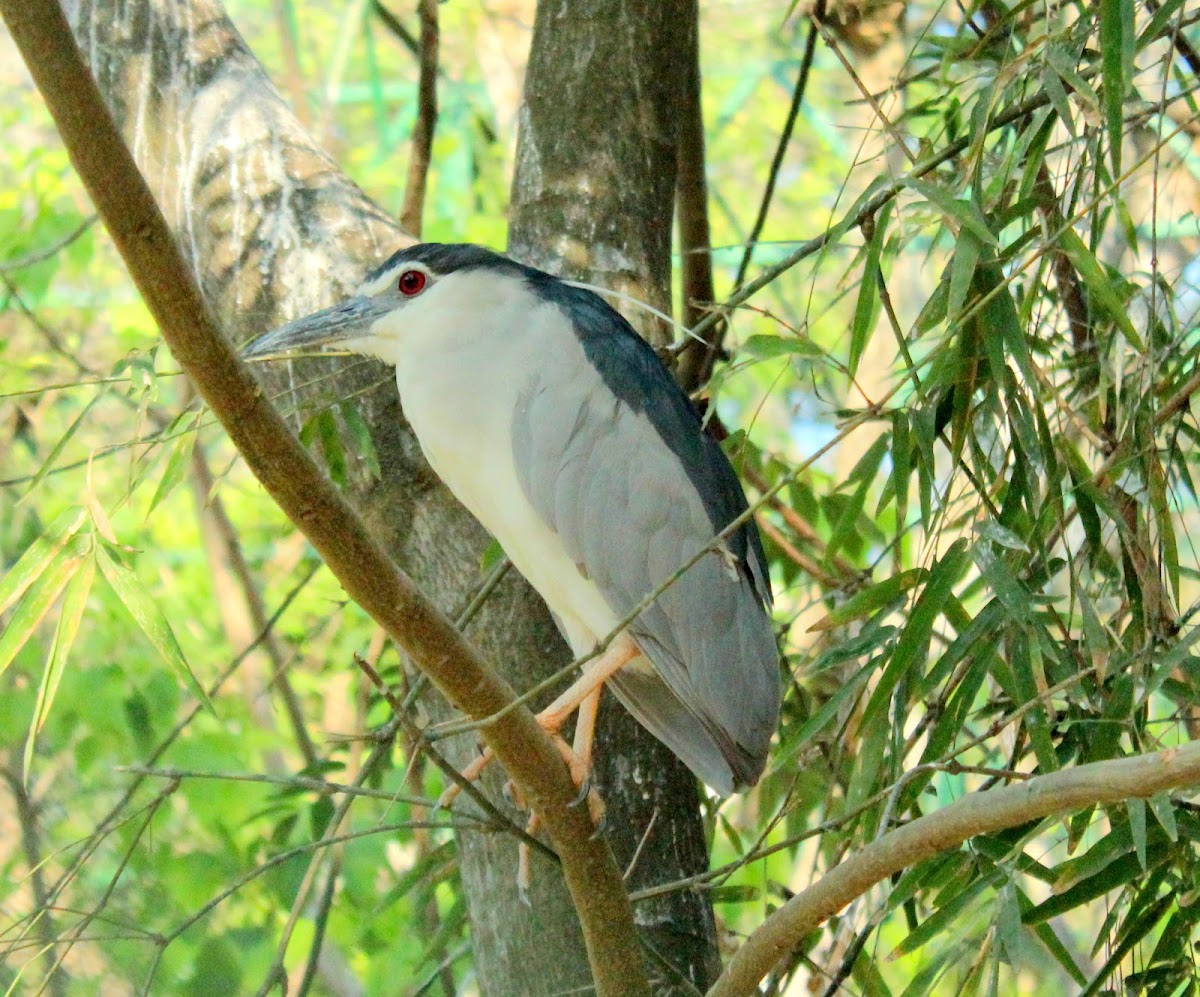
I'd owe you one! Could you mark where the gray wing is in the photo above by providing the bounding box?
[511,289,780,794]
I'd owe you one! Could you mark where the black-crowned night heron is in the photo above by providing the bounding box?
[244,243,780,801]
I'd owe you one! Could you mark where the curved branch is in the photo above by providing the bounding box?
[708,741,1200,997]
[0,5,649,995]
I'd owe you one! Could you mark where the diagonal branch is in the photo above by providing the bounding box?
[0,5,649,995]
[708,740,1200,997]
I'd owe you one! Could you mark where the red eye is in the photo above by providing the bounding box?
[398,269,428,296]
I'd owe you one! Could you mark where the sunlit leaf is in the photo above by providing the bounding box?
[95,544,212,711]
[0,507,87,616]
[24,553,95,779]
[0,545,82,680]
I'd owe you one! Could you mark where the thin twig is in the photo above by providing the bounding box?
[295,855,339,997]
[0,216,96,272]
[733,3,825,292]
[1,763,68,997]
[355,653,556,860]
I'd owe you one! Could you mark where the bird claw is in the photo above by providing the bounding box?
[589,810,608,841]
[568,774,592,808]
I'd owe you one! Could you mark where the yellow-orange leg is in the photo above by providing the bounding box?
[437,747,494,811]
[437,634,638,818]
[517,812,541,903]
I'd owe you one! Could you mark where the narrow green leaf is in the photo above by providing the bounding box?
[906,178,997,245]
[1056,228,1143,349]
[1101,0,1130,176]
[1046,48,1101,112]
[974,262,1035,388]
[1138,0,1187,49]
[809,569,925,631]
[776,661,874,760]
[1013,887,1088,984]
[740,334,822,360]
[996,885,1025,971]
[1041,66,1076,138]
[1148,791,1178,842]
[0,508,87,616]
[480,538,506,574]
[892,869,1000,956]
[890,411,910,532]
[825,435,888,564]
[1010,629,1059,772]
[947,231,981,323]
[96,545,212,711]
[317,410,348,488]
[1078,893,1173,997]
[24,554,95,779]
[0,549,81,679]
[850,215,889,376]
[1127,798,1148,870]
[341,400,383,480]
[1031,845,1168,923]
[147,420,198,516]
[865,539,970,724]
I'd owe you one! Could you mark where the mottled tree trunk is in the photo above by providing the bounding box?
[508,0,722,991]
[68,0,717,991]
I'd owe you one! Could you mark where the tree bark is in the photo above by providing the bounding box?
[509,0,723,991]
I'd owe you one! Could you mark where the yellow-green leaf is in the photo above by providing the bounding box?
[24,554,95,780]
[96,545,212,711]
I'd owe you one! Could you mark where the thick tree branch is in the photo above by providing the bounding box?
[0,5,648,994]
[674,0,721,393]
[399,0,438,237]
[708,740,1200,997]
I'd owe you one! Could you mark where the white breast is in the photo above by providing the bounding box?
[392,277,620,655]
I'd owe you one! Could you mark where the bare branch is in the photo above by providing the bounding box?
[399,0,439,237]
[1,762,68,997]
[709,741,1200,997]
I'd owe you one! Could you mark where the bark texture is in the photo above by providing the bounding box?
[509,0,723,991]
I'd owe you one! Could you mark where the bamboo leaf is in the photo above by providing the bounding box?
[146,421,197,516]
[96,545,212,711]
[1127,798,1148,870]
[850,208,890,376]
[906,178,997,245]
[865,539,970,724]
[24,554,95,779]
[0,547,81,679]
[1056,228,1143,349]
[740,334,822,360]
[1148,791,1178,842]
[0,508,87,616]
[1100,0,1135,177]
[21,391,102,502]
[340,400,382,480]
[808,569,925,631]
[947,230,981,323]
[1079,893,1173,997]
